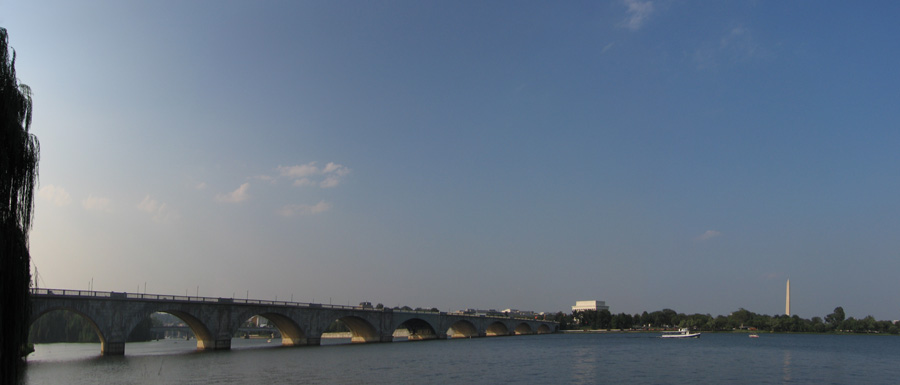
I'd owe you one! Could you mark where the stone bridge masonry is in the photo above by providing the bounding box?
[29,289,557,355]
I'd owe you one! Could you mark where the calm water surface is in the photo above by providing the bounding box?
[24,333,900,384]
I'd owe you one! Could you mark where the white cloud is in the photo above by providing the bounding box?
[276,161,351,188]
[323,162,350,176]
[215,183,250,203]
[82,194,112,212]
[622,0,654,31]
[293,178,314,187]
[695,26,766,70]
[278,162,320,178]
[195,182,208,190]
[696,230,721,241]
[600,42,615,54]
[137,195,179,223]
[319,176,341,188]
[253,175,276,183]
[278,201,332,217]
[38,184,71,206]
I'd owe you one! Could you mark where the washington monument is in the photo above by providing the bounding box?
[785,279,791,316]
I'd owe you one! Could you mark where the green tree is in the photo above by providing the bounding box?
[1,27,39,383]
[825,307,845,329]
[731,308,753,327]
[860,316,877,332]
[552,311,573,330]
[639,311,650,327]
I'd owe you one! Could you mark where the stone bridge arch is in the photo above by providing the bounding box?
[391,314,441,341]
[30,304,108,351]
[485,321,510,336]
[337,315,380,343]
[30,296,131,354]
[537,323,552,334]
[129,307,215,350]
[514,322,533,335]
[447,319,479,338]
[231,307,308,346]
[305,308,392,343]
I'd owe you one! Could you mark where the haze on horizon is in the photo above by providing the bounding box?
[3,1,899,320]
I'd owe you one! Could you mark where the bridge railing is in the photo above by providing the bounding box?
[126,293,219,303]
[30,288,112,297]
[230,298,357,309]
[31,288,359,310]
[30,288,556,323]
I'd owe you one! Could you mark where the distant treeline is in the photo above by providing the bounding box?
[546,306,899,334]
[29,310,158,344]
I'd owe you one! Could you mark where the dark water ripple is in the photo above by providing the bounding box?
[24,333,900,384]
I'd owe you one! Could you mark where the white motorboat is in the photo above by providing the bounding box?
[660,328,701,338]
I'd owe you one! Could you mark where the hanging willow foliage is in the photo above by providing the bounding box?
[0,29,38,232]
[0,26,39,383]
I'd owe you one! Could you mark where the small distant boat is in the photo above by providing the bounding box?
[661,328,701,339]
[749,334,759,338]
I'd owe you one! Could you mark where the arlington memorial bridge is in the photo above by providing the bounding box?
[30,288,558,355]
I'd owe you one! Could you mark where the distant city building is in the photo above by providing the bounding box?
[572,300,609,312]
[451,308,504,317]
[502,309,536,317]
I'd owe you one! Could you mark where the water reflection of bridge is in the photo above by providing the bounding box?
[31,288,557,355]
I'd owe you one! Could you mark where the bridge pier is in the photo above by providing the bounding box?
[196,336,232,351]
[213,338,232,350]
[305,337,322,346]
[101,341,125,356]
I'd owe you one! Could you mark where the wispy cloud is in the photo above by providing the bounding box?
[252,175,276,184]
[195,182,208,190]
[322,162,350,176]
[278,201,332,217]
[761,272,781,280]
[319,176,341,188]
[137,195,179,223]
[694,26,766,70]
[292,178,314,187]
[215,183,251,203]
[600,42,615,55]
[622,0,654,31]
[696,230,721,241]
[278,163,320,178]
[276,161,351,188]
[82,194,112,212]
[38,184,72,207]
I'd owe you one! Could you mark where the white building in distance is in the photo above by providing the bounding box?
[572,300,609,312]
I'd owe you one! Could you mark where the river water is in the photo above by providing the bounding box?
[24,333,900,384]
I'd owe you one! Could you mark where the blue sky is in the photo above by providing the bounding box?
[3,0,900,319]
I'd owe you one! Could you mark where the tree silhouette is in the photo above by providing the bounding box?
[825,306,845,328]
[1,27,39,383]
